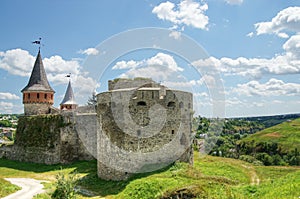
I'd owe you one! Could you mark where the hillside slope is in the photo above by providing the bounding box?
[237,118,300,165]
[239,118,300,151]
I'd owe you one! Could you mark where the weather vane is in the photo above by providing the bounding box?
[32,37,42,50]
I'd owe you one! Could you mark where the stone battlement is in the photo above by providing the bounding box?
[108,78,161,91]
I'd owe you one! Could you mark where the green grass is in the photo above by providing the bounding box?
[255,166,300,183]
[0,153,300,199]
[0,178,21,197]
[234,170,300,199]
[194,155,251,184]
[257,170,300,199]
[241,118,300,152]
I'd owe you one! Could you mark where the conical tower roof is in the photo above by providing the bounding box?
[21,50,54,92]
[60,80,77,105]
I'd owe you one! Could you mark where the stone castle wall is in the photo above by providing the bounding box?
[0,113,94,164]
[108,78,160,91]
[1,78,194,181]
[96,86,193,180]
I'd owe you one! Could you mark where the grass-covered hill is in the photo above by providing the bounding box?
[0,152,300,199]
[237,118,300,165]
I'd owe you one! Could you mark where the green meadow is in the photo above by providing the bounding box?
[0,152,299,199]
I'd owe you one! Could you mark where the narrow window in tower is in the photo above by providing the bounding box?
[152,91,154,99]
[179,102,184,108]
[137,101,147,106]
[28,93,30,99]
[167,101,175,108]
[37,93,40,99]
[44,93,47,99]
[51,94,53,100]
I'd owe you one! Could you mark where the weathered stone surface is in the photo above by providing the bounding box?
[96,80,193,180]
[0,113,94,164]
[24,103,52,116]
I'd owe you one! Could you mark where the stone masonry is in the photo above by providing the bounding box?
[96,78,193,180]
[0,78,194,181]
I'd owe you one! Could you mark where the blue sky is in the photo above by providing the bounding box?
[0,0,299,117]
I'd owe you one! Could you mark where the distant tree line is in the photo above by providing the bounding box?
[237,140,300,166]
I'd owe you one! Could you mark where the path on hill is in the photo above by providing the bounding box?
[241,164,260,185]
[2,178,47,199]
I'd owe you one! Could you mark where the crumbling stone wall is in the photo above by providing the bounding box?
[96,81,193,180]
[108,78,160,91]
[0,113,94,164]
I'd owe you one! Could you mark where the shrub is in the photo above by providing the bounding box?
[51,171,78,199]
[239,155,256,163]
[255,153,273,166]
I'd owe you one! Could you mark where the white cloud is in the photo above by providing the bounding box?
[157,74,216,93]
[192,33,300,79]
[78,48,99,55]
[254,6,300,37]
[112,53,183,72]
[194,92,208,97]
[0,101,14,113]
[283,34,300,59]
[0,49,35,76]
[162,79,199,89]
[246,32,254,37]
[147,53,183,71]
[73,76,100,97]
[233,78,300,97]
[0,49,81,80]
[225,0,243,5]
[152,0,209,30]
[169,31,182,40]
[44,56,81,76]
[225,97,243,106]
[199,75,216,87]
[114,53,186,86]
[0,92,20,100]
[112,60,140,70]
[277,32,289,39]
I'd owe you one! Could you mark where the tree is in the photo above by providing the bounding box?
[87,90,97,105]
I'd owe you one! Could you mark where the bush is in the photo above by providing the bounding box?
[51,171,78,199]
[239,155,256,163]
[255,153,273,166]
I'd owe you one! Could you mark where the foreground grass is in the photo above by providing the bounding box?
[0,178,21,197]
[0,153,299,199]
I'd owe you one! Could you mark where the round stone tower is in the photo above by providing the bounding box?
[21,50,55,115]
[96,78,193,180]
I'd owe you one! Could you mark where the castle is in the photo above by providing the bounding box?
[0,50,194,180]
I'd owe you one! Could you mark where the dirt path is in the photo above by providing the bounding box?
[2,178,47,199]
[249,169,260,185]
[241,164,260,185]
